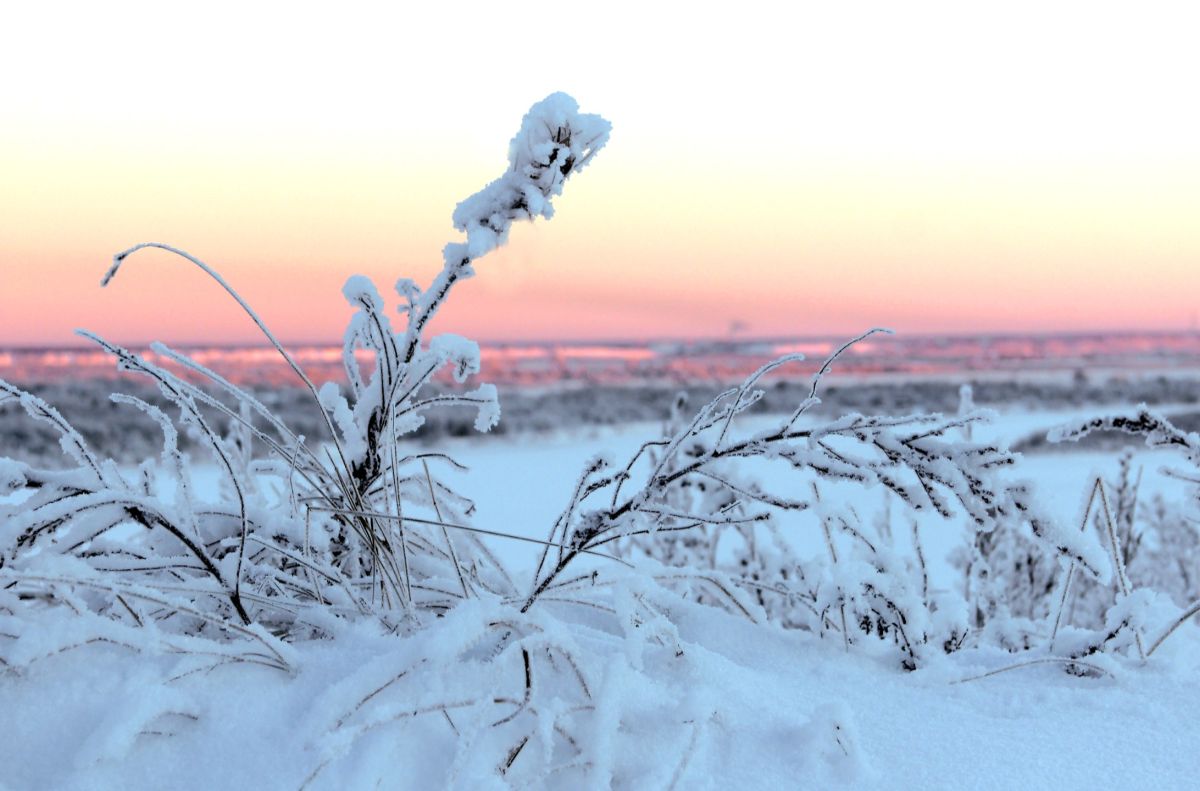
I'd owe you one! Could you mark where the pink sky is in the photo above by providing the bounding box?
[2,2,1198,348]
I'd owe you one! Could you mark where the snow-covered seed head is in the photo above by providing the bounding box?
[450,93,611,263]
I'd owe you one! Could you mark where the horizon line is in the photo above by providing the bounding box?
[3,325,1200,353]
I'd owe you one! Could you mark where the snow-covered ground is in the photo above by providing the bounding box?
[1,574,1196,789]
[2,404,1199,790]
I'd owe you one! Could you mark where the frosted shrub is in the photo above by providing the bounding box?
[586,345,1107,668]
[1049,407,1200,660]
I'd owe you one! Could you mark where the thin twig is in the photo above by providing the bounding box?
[951,656,1113,683]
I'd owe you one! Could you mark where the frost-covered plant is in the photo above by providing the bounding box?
[953,501,1064,650]
[6,93,801,787]
[1050,453,1144,633]
[0,93,611,667]
[936,382,1063,650]
[549,339,1107,668]
[1049,407,1200,659]
[617,393,726,574]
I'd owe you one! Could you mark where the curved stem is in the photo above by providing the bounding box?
[1147,599,1200,657]
[103,243,352,480]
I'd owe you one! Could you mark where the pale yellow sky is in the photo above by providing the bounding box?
[2,1,1198,345]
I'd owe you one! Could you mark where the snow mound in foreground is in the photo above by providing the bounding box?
[1,591,1197,790]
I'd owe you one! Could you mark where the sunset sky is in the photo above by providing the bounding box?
[2,1,1198,348]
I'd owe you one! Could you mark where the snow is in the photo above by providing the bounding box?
[0,580,1196,789]
[430,334,482,384]
[340,275,385,312]
[0,457,25,496]
[468,383,501,433]
[317,381,366,461]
